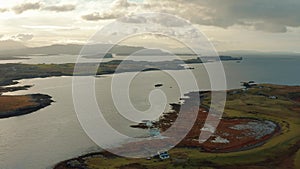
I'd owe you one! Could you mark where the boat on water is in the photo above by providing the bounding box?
[155,83,163,88]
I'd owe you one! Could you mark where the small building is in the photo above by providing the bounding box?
[241,81,258,88]
[269,96,278,99]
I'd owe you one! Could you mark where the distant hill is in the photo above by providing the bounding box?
[0,40,26,51]
[2,43,296,59]
[220,50,300,57]
[0,44,169,57]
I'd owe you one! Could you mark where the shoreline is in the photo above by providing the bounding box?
[53,84,300,169]
[0,56,242,87]
[0,59,299,168]
[0,58,241,118]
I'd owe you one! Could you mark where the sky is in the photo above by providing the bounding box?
[0,0,300,53]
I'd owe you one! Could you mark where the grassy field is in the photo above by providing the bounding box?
[54,84,300,169]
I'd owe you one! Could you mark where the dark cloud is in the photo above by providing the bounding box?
[43,4,76,12]
[12,33,34,41]
[12,2,41,14]
[154,0,300,33]
[254,23,288,33]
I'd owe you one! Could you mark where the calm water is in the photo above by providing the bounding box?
[222,55,300,87]
[0,55,299,169]
[0,54,187,64]
[0,55,121,64]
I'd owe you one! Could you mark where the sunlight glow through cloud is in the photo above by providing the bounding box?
[0,0,299,52]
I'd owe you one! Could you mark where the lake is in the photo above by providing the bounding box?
[0,55,299,169]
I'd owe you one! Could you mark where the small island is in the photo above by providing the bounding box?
[82,53,114,59]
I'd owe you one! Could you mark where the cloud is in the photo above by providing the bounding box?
[93,0,299,33]
[118,15,147,23]
[22,25,77,31]
[114,0,131,8]
[0,8,8,13]
[146,0,300,33]
[43,4,76,12]
[82,12,121,21]
[12,2,41,14]
[81,0,135,21]
[254,22,288,33]
[11,2,76,14]
[117,14,189,28]
[12,33,34,41]
[152,14,189,27]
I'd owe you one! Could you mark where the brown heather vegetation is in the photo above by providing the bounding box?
[0,95,37,113]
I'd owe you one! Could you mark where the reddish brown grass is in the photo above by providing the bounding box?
[0,95,37,113]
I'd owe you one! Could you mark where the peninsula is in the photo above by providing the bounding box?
[54,84,300,169]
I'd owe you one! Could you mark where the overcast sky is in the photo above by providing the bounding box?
[0,0,299,52]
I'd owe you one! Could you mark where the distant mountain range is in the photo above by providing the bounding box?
[0,40,26,51]
[220,50,300,57]
[0,43,298,59]
[0,44,168,58]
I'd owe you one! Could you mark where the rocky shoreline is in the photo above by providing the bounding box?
[0,85,32,95]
